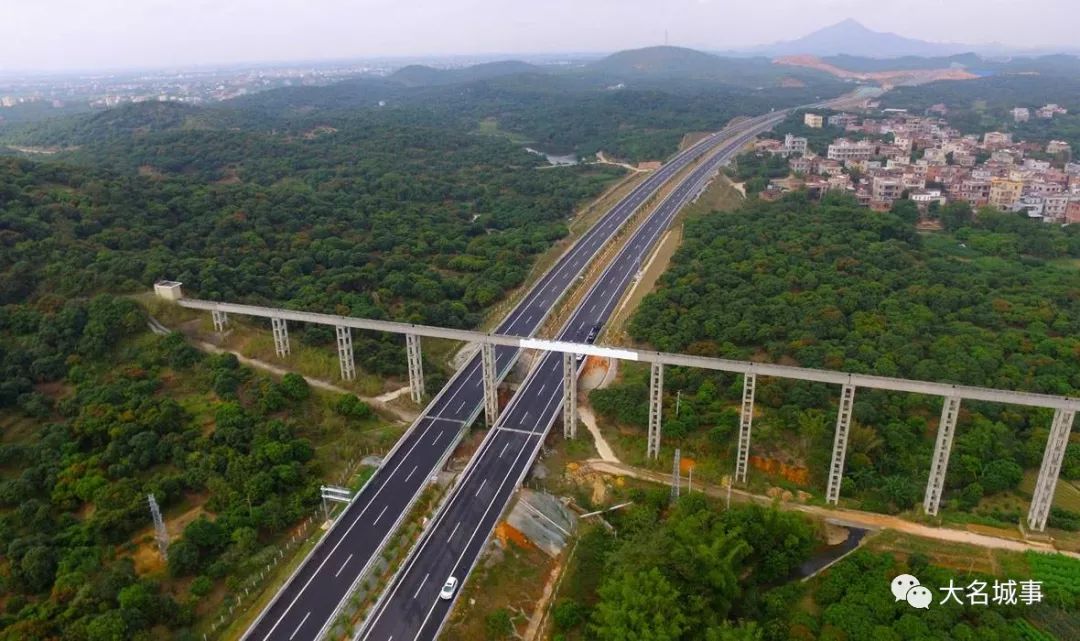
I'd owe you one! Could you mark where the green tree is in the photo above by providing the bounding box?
[483,609,514,639]
[279,373,310,401]
[590,568,689,641]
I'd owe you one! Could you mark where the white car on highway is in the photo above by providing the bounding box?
[440,576,458,600]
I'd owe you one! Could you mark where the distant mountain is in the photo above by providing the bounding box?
[585,45,830,86]
[389,60,542,87]
[752,19,974,58]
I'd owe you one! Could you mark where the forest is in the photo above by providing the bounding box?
[594,193,1080,520]
[0,110,619,375]
[550,489,1075,641]
[2,64,843,164]
[0,293,388,639]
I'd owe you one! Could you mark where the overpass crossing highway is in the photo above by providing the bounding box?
[357,116,777,641]
[243,111,784,641]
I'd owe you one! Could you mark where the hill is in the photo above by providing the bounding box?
[586,45,832,87]
[389,60,541,87]
[587,46,725,77]
[754,19,973,58]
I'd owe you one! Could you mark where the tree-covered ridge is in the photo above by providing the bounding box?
[0,295,377,640]
[631,193,1080,394]
[4,70,844,164]
[0,121,620,327]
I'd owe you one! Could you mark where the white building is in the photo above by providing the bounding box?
[782,133,808,157]
[827,139,876,162]
[1047,140,1072,155]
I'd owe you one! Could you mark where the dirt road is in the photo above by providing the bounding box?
[579,459,1080,559]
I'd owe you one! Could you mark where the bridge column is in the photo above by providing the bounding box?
[211,310,228,333]
[406,334,425,404]
[647,362,664,459]
[1028,409,1076,531]
[482,344,499,426]
[336,325,355,381]
[923,396,961,516]
[271,317,290,357]
[563,352,577,439]
[734,373,756,484]
[825,383,856,505]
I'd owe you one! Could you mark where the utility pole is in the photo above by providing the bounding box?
[675,390,681,417]
[688,465,693,493]
[671,448,681,502]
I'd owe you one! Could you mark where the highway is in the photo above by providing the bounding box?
[244,113,780,641]
[357,119,779,641]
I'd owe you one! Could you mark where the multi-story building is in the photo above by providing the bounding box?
[1013,195,1046,220]
[1026,180,1065,197]
[983,131,1013,147]
[1068,201,1080,224]
[1037,104,1068,119]
[954,179,991,205]
[1047,140,1072,155]
[782,134,808,157]
[817,160,844,176]
[1044,195,1072,223]
[953,152,978,167]
[827,113,858,128]
[827,139,876,162]
[1012,107,1031,123]
[804,113,824,129]
[991,150,1018,164]
[789,155,812,174]
[911,189,948,208]
[989,177,1024,210]
[872,175,904,204]
[923,148,947,164]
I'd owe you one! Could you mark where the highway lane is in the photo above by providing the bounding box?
[244,115,776,641]
[358,119,780,641]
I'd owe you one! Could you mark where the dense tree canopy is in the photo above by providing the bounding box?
[0,297,373,639]
[595,193,1080,516]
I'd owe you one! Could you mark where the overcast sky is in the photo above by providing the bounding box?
[1,0,1077,72]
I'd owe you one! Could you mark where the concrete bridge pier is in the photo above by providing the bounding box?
[211,309,228,333]
[271,317,290,358]
[482,344,499,426]
[563,352,577,439]
[734,373,756,484]
[923,396,961,516]
[647,362,664,459]
[1028,409,1076,531]
[825,383,856,505]
[336,325,356,381]
[406,334,425,403]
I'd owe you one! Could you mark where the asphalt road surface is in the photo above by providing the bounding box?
[243,115,776,641]
[358,117,782,641]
